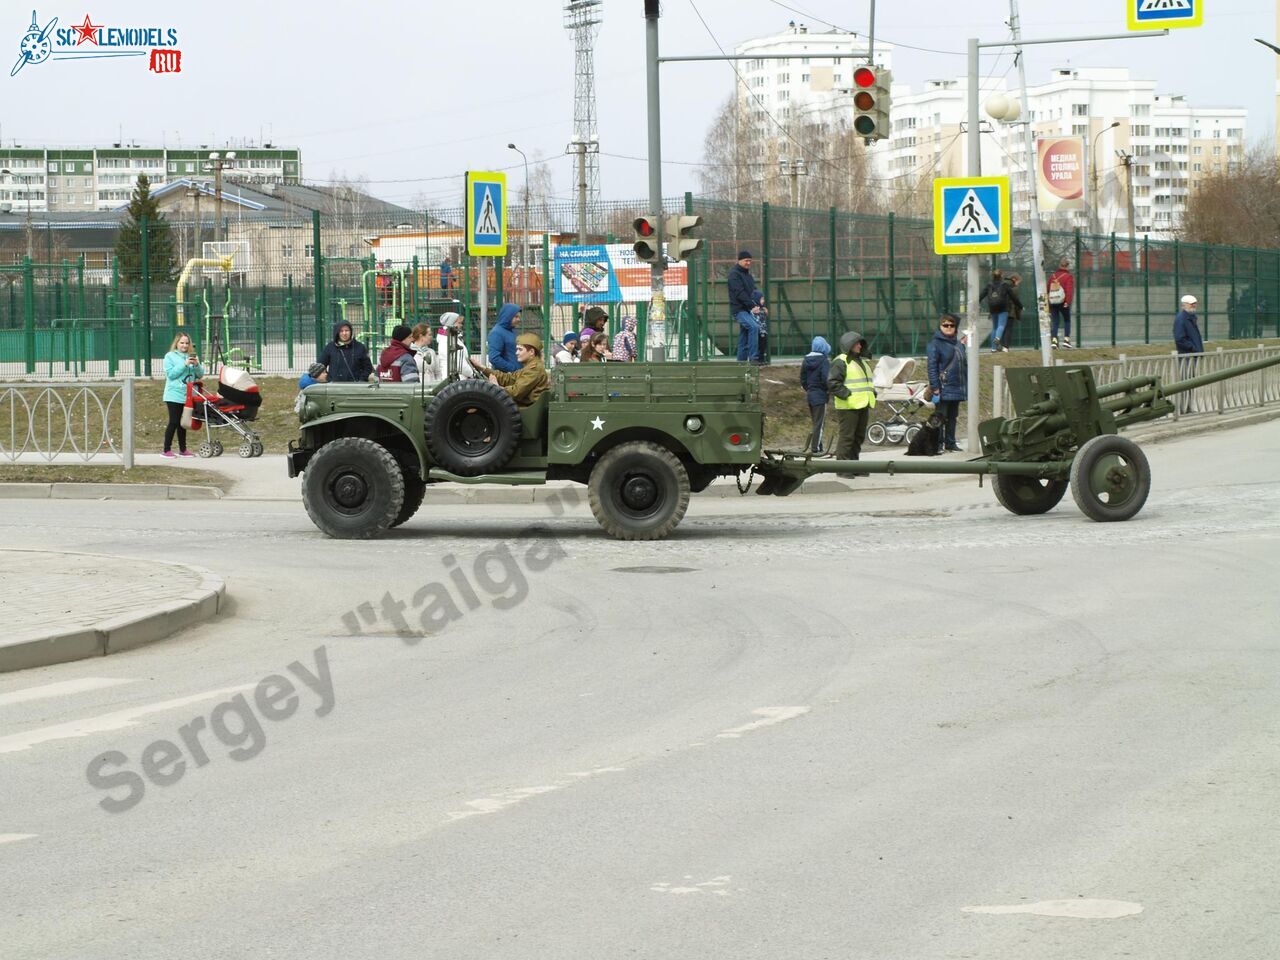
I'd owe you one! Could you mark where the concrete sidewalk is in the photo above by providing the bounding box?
[0,549,226,673]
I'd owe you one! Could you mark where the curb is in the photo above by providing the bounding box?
[0,552,227,673]
[0,483,223,501]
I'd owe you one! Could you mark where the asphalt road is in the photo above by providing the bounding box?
[2,422,1278,960]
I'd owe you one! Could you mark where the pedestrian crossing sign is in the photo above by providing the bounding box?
[1128,0,1201,31]
[466,171,507,256]
[933,176,1011,255]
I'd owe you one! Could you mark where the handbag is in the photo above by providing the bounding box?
[181,380,204,431]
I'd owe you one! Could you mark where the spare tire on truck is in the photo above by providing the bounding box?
[425,379,523,476]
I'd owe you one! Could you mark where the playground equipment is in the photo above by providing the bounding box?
[363,265,407,341]
[174,255,232,328]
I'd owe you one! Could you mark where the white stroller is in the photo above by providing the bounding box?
[867,356,934,446]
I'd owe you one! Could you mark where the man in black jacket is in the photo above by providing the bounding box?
[317,321,374,383]
[727,250,765,362]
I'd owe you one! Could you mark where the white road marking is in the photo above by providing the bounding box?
[716,706,811,739]
[962,899,1143,919]
[0,834,37,845]
[0,677,137,708]
[0,686,253,755]
[445,768,626,821]
[651,875,734,896]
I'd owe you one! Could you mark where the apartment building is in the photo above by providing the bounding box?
[0,145,302,215]
[883,67,1246,237]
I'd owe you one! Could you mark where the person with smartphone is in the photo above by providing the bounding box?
[162,332,203,457]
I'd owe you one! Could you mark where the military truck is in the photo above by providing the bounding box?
[288,361,764,540]
[291,347,1280,539]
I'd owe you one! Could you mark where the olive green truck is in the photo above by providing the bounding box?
[288,362,764,540]
[290,350,1280,540]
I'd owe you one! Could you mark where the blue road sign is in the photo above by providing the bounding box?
[933,176,1010,255]
[465,171,507,256]
[1129,0,1201,31]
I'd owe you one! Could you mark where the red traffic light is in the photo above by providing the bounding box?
[633,217,655,236]
[854,66,877,88]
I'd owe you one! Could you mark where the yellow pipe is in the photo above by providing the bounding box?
[175,256,233,326]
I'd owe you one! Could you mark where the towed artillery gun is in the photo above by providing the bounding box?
[289,347,1280,540]
[755,353,1280,521]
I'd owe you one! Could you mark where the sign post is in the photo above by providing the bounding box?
[465,171,508,355]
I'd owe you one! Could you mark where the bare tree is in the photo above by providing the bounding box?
[697,94,886,215]
[1180,145,1280,249]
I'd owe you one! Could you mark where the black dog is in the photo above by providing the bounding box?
[905,413,943,457]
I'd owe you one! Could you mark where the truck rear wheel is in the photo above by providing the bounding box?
[302,438,405,539]
[992,474,1068,515]
[588,441,691,541]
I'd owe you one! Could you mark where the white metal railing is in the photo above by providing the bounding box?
[993,344,1280,423]
[0,379,134,466]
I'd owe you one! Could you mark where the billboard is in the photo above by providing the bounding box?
[553,243,687,304]
[1035,137,1086,212]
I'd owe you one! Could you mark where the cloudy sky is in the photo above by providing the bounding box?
[3,0,1273,208]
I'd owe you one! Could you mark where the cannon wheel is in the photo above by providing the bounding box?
[588,441,690,541]
[1070,435,1151,522]
[992,475,1068,515]
[302,438,405,539]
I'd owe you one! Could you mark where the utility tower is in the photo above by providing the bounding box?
[564,0,602,236]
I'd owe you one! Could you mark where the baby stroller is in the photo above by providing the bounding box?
[191,366,264,458]
[867,356,934,446]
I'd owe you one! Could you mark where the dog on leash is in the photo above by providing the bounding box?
[906,413,944,457]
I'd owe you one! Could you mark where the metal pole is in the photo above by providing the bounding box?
[122,377,135,469]
[478,257,489,357]
[645,0,666,362]
[1123,153,1137,263]
[966,37,982,452]
[577,142,588,246]
[1009,0,1051,365]
[141,215,152,377]
[214,160,224,245]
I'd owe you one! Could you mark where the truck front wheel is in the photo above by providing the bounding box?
[588,441,691,541]
[302,438,405,539]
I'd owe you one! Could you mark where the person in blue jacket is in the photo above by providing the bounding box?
[800,336,831,453]
[317,321,373,383]
[162,332,203,457]
[1173,293,1204,412]
[926,313,967,453]
[298,362,328,390]
[488,303,522,372]
[727,250,765,362]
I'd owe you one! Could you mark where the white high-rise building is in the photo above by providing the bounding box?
[880,67,1246,238]
[734,22,893,143]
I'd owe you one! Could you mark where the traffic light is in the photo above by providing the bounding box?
[664,214,703,262]
[853,65,892,141]
[633,216,661,263]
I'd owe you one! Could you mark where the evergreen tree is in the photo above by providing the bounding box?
[115,174,177,281]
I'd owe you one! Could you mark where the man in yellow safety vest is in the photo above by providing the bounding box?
[827,330,876,479]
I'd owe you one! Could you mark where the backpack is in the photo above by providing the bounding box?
[986,281,1009,312]
[1048,277,1065,305]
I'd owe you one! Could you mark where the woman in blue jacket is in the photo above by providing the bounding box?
[926,314,966,453]
[800,336,831,453]
[162,332,204,457]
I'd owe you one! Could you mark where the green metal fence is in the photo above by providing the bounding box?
[2,197,1278,378]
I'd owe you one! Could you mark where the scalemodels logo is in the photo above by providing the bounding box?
[10,9,182,77]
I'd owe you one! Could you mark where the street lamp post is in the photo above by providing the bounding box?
[205,151,236,245]
[507,143,531,302]
[1090,121,1120,235]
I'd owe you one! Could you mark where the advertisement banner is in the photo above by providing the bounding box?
[553,244,687,304]
[1035,137,1086,212]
